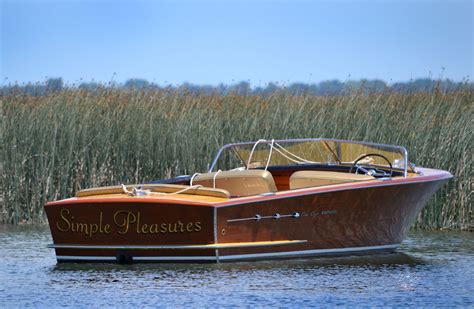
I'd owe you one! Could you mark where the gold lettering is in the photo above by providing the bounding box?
[136,212,141,233]
[149,223,159,234]
[58,209,203,236]
[194,221,202,232]
[114,211,136,234]
[186,222,194,232]
[127,212,136,233]
[75,223,89,235]
[99,212,104,233]
[89,223,98,238]
[168,223,178,233]
[56,209,71,232]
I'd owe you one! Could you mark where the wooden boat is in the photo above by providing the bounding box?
[45,138,452,263]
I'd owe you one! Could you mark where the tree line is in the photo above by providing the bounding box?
[1,77,472,96]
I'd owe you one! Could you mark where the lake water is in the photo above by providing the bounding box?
[0,226,473,307]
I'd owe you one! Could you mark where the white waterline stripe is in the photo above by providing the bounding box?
[133,256,217,261]
[56,255,217,261]
[218,244,399,260]
[48,240,307,250]
[55,244,398,262]
[56,256,116,261]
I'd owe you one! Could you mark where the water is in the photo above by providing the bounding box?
[1,226,473,307]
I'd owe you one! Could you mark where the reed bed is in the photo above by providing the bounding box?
[1,87,472,229]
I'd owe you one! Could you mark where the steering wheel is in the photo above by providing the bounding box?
[349,153,393,178]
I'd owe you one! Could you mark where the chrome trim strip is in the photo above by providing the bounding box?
[48,240,307,250]
[55,244,399,262]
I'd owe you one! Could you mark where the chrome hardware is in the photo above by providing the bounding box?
[227,212,301,223]
[367,169,377,177]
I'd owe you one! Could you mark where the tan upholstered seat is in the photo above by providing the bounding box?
[193,170,277,197]
[290,171,374,190]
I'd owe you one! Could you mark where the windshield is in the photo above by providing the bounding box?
[209,138,411,176]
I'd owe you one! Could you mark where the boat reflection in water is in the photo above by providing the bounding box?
[45,138,452,263]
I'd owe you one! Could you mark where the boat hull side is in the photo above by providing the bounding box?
[215,178,448,260]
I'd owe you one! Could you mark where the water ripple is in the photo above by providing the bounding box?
[0,226,473,307]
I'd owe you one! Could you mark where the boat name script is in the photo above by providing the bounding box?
[56,209,202,238]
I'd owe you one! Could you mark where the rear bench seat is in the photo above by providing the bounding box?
[289,171,375,190]
[193,170,277,197]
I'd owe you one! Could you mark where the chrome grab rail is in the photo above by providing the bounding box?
[208,138,410,178]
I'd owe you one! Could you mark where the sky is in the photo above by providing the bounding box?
[1,0,473,86]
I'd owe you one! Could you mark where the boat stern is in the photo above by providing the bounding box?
[45,196,218,263]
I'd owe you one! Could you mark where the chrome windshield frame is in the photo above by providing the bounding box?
[208,138,410,177]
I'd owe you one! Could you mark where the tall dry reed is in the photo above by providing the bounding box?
[1,87,472,229]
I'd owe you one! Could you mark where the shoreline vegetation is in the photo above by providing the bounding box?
[1,81,472,230]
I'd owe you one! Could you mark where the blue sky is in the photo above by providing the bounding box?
[1,0,472,86]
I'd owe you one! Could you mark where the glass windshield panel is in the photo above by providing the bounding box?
[210,139,408,173]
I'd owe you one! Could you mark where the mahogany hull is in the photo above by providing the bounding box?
[45,168,451,263]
